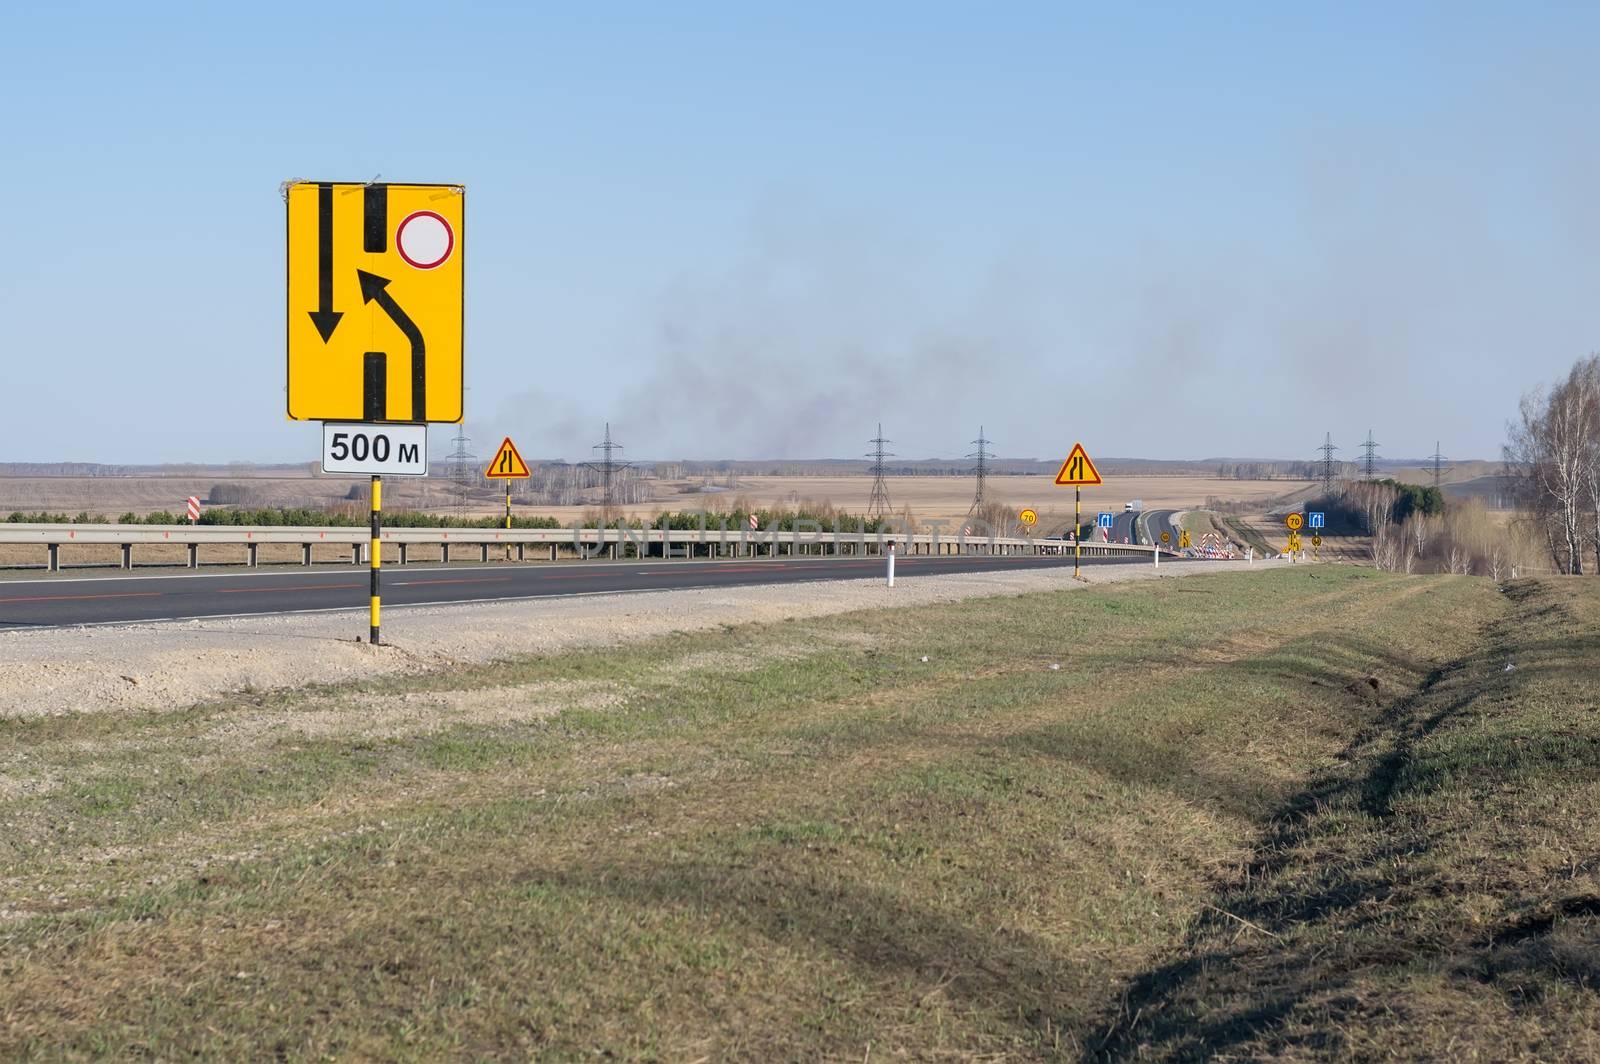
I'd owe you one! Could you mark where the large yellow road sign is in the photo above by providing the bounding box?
[285,181,464,422]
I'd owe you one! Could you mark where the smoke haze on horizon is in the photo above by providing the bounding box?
[2,5,1596,466]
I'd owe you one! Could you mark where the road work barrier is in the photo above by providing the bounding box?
[0,523,1167,572]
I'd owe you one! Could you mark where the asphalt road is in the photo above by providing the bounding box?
[0,552,1155,630]
[1140,509,1181,548]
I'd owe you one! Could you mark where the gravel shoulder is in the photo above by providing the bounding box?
[1,558,1282,717]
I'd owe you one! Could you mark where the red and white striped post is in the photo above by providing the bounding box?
[185,496,201,524]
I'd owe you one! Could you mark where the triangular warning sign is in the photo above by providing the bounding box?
[484,437,531,479]
[1053,443,1102,486]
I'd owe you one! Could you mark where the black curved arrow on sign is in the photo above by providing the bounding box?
[307,183,343,342]
[357,270,426,421]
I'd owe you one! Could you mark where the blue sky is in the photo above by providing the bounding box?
[2,2,1596,464]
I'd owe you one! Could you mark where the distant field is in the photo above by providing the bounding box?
[677,474,1306,529]
[4,569,1594,1058]
[0,472,1311,530]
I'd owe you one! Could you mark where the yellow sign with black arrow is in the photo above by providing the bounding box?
[285,181,465,423]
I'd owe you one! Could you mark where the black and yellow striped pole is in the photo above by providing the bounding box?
[370,474,382,644]
[505,481,512,560]
[1074,487,1081,579]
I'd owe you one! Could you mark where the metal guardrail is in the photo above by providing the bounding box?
[0,523,1159,571]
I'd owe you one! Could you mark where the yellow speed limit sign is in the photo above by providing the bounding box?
[1019,508,1038,526]
[1285,513,1304,531]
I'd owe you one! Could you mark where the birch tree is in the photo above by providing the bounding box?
[1574,356,1600,574]
[1507,367,1589,574]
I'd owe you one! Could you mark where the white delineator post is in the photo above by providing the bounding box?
[887,541,895,587]
[1153,540,1159,569]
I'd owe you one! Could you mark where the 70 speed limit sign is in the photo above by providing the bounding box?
[321,422,429,476]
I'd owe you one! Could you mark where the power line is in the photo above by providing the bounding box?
[447,427,476,517]
[1317,432,1339,494]
[581,422,631,510]
[1428,441,1447,488]
[866,423,894,519]
[966,426,993,515]
[1360,430,1380,481]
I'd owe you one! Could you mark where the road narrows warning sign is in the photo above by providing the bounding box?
[1053,443,1102,486]
[1050,442,1103,581]
[484,437,531,479]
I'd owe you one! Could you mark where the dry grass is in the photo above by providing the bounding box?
[0,473,1306,529]
[673,474,1307,529]
[1092,577,1600,1060]
[3,568,1592,1059]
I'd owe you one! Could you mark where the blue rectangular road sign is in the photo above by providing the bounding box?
[1097,512,1114,529]
[1309,512,1325,529]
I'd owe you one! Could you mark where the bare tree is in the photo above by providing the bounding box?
[1507,362,1591,574]
[1371,521,1403,572]
[1574,355,1600,573]
[1407,513,1431,559]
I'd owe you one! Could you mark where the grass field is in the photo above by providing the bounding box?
[2,568,1596,1058]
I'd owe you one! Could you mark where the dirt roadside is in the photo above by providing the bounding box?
[0,558,1282,718]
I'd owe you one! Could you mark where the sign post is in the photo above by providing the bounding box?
[1053,443,1103,580]
[286,180,465,644]
[1280,515,1305,563]
[317,424,429,645]
[1285,513,1304,562]
[484,437,532,559]
[370,476,381,644]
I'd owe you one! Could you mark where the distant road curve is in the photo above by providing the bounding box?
[1139,509,1180,548]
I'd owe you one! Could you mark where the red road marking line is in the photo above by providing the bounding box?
[636,563,814,575]
[218,583,364,594]
[537,572,632,580]
[393,577,511,587]
[0,591,163,604]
